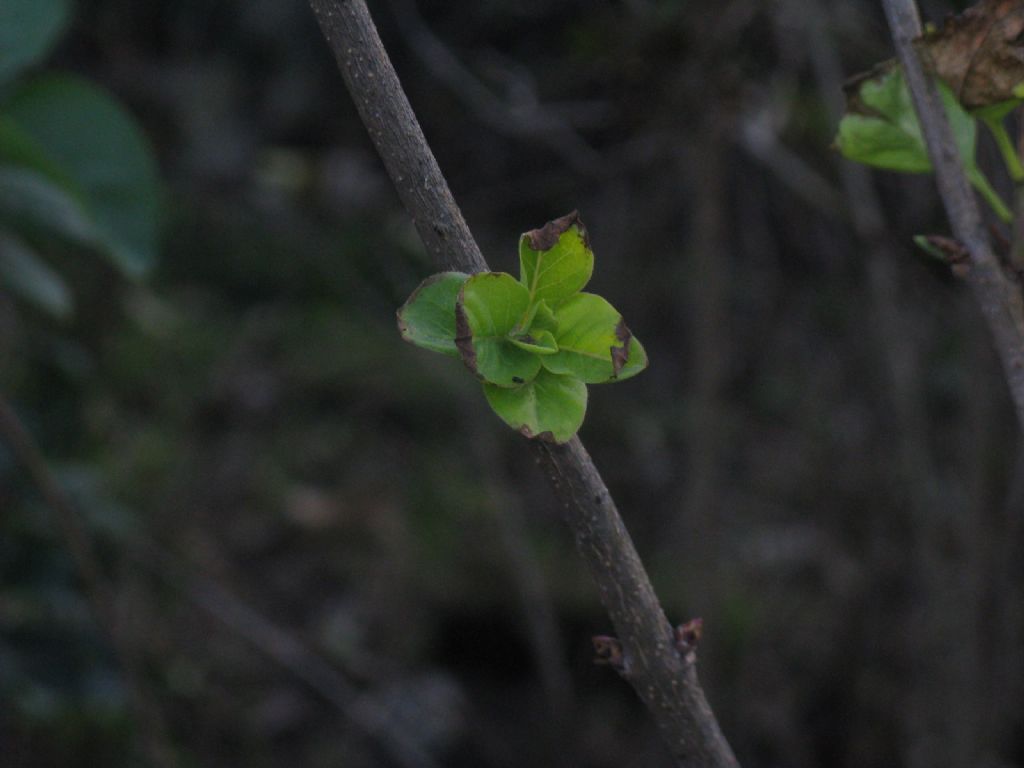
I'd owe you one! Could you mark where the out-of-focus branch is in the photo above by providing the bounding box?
[127,537,440,768]
[739,106,844,218]
[0,393,439,768]
[307,1,738,764]
[0,394,176,768]
[805,0,938,506]
[882,0,1024,431]
[384,0,604,176]
[805,3,986,762]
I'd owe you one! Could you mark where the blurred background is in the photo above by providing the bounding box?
[2,0,1022,766]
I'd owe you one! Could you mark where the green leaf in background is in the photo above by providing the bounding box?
[836,65,1011,222]
[3,74,163,277]
[397,271,469,356]
[0,0,70,86]
[0,117,70,185]
[519,211,593,308]
[0,231,72,318]
[457,272,541,387]
[509,328,558,355]
[976,103,1024,183]
[483,369,587,443]
[836,66,975,173]
[972,98,1023,124]
[925,80,977,166]
[541,293,641,383]
[0,167,99,246]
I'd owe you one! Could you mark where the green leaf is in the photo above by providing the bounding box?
[836,65,1012,221]
[835,114,930,172]
[0,0,70,85]
[456,272,541,387]
[0,117,70,184]
[529,300,558,335]
[513,299,542,335]
[483,369,587,443]
[541,293,644,383]
[973,99,1021,124]
[519,211,593,308]
[614,337,648,382]
[935,83,978,166]
[4,74,163,277]
[397,271,468,357]
[0,167,100,246]
[509,329,558,355]
[836,67,975,173]
[0,231,72,318]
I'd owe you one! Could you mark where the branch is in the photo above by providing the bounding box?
[307,1,738,765]
[308,1,485,275]
[882,0,1024,431]
[530,439,738,766]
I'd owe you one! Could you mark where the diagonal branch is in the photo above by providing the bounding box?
[882,0,1024,431]
[307,1,738,765]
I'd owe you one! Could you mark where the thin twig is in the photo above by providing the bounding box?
[306,4,740,764]
[127,537,441,768]
[383,0,604,176]
[739,106,845,217]
[882,0,1024,431]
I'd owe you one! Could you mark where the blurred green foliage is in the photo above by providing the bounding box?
[835,66,1011,222]
[0,0,70,85]
[0,0,162,317]
[1,0,164,760]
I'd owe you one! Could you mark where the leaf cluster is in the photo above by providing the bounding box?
[397,212,647,443]
[834,0,1024,227]
[835,66,1012,222]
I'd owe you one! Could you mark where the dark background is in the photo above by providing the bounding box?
[2,0,1023,766]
